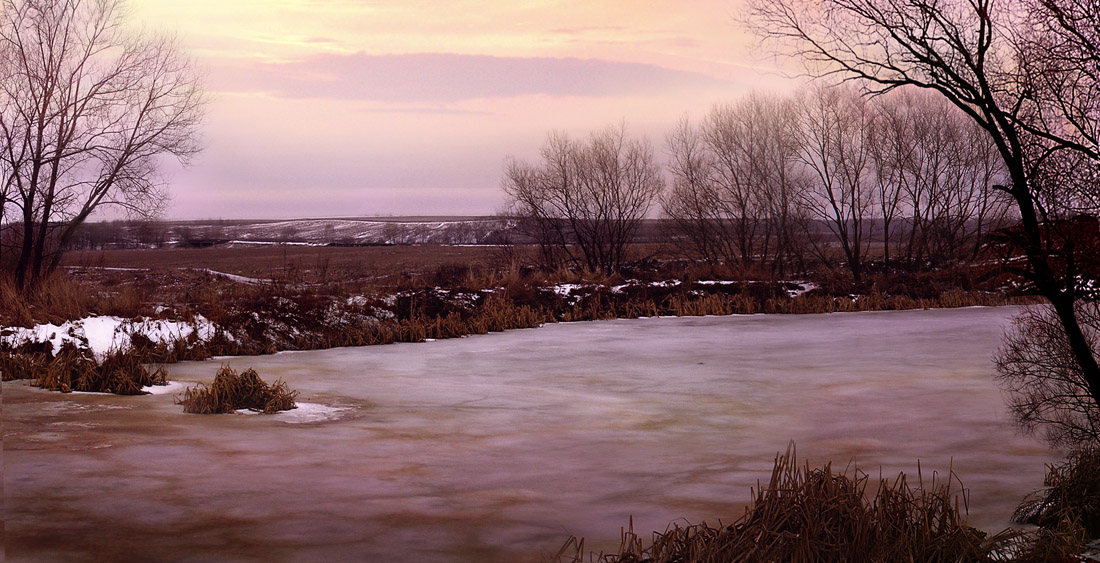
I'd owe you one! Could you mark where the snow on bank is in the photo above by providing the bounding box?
[276,403,350,423]
[2,315,220,360]
[786,281,819,298]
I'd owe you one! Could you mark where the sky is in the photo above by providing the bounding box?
[125,0,799,219]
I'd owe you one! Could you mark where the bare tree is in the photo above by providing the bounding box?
[797,85,875,282]
[503,124,664,274]
[868,91,1011,268]
[749,0,1100,425]
[748,94,809,275]
[996,303,1100,448]
[0,0,205,289]
[664,95,808,275]
[867,92,914,269]
[663,117,737,267]
[703,101,772,267]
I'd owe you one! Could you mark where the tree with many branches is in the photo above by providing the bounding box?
[503,124,664,275]
[749,0,1100,436]
[0,0,205,290]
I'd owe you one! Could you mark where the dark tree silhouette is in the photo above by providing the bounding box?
[749,0,1100,432]
[0,0,205,289]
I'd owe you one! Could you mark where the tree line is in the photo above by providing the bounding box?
[505,86,1014,280]
[505,0,1100,448]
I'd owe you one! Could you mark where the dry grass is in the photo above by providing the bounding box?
[60,244,503,282]
[3,244,1038,383]
[177,364,298,414]
[1011,447,1100,561]
[0,347,50,381]
[554,445,1024,563]
[0,273,150,327]
[6,343,168,394]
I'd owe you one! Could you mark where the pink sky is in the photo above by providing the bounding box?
[127,0,799,219]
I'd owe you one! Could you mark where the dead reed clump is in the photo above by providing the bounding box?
[1011,447,1100,560]
[35,343,96,392]
[553,445,1017,563]
[177,364,299,414]
[1,349,50,381]
[88,350,168,395]
[0,278,34,327]
[668,294,738,316]
[33,345,167,394]
[475,296,551,332]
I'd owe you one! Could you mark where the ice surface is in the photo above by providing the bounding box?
[6,307,1054,562]
[276,402,350,424]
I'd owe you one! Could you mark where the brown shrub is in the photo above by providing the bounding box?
[177,364,298,414]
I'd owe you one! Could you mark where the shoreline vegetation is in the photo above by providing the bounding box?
[552,446,1100,563]
[3,245,1079,561]
[1,249,1038,394]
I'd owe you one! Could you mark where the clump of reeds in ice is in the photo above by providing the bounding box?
[177,364,298,414]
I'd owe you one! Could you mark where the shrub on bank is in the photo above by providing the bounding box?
[177,364,298,414]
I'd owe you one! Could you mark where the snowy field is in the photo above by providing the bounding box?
[4,307,1053,562]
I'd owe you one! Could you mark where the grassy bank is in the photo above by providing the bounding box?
[1,248,1038,394]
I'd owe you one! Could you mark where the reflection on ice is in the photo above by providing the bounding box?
[5,307,1055,562]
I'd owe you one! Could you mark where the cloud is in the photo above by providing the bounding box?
[210,52,735,103]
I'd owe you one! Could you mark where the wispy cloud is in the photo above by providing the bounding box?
[209,52,736,103]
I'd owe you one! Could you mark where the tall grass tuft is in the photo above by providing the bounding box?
[177,364,298,414]
[554,445,1021,563]
[23,344,167,394]
[1011,447,1100,561]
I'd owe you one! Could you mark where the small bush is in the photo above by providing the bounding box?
[178,364,298,414]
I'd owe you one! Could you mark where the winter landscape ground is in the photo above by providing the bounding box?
[5,307,1054,562]
[9,0,1100,560]
[2,214,1086,562]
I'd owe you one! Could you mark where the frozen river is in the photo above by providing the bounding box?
[5,307,1054,561]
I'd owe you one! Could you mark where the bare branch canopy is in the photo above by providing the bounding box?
[0,0,206,289]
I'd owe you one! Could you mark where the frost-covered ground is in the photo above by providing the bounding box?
[1,315,220,360]
[4,306,1052,562]
[219,217,511,245]
[1,278,821,362]
[545,279,818,305]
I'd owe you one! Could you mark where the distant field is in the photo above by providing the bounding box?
[59,244,509,279]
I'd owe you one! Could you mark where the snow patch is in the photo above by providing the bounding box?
[278,403,350,424]
[786,281,819,299]
[196,268,268,284]
[610,280,640,293]
[3,315,222,360]
[649,280,682,288]
[233,402,350,423]
[141,381,190,395]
